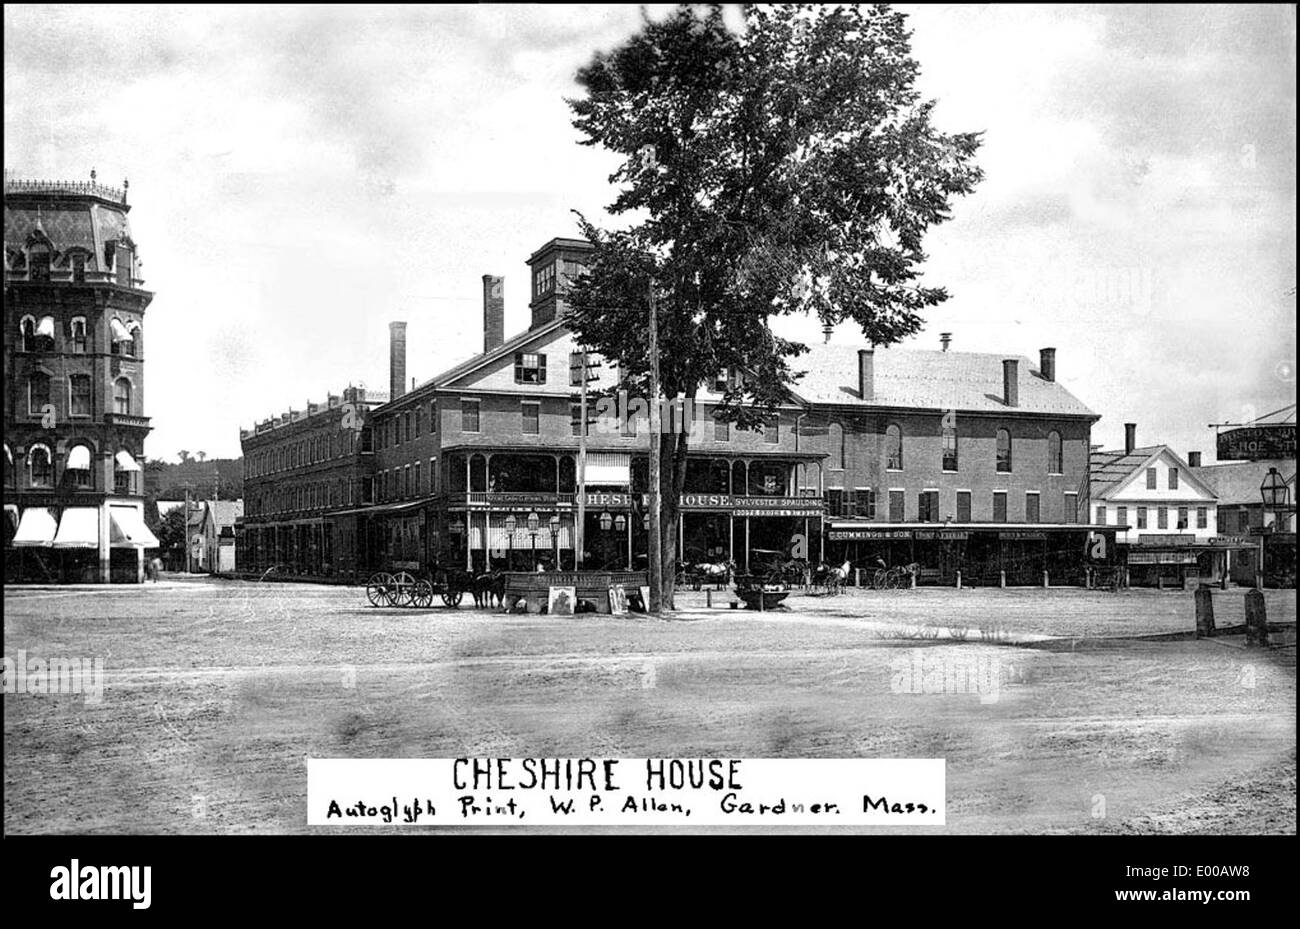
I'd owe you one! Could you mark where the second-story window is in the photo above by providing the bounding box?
[714,413,730,442]
[70,318,87,353]
[514,352,547,384]
[942,422,958,472]
[885,423,903,470]
[996,428,1012,473]
[764,416,779,444]
[429,400,438,433]
[28,372,50,415]
[522,401,540,435]
[461,399,480,433]
[1048,431,1062,474]
[69,375,91,417]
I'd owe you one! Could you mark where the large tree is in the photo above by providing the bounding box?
[565,3,983,607]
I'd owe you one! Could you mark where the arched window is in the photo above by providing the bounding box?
[22,315,55,352]
[29,443,53,487]
[66,444,94,488]
[114,450,140,495]
[113,378,133,415]
[28,371,51,415]
[1047,431,1063,475]
[996,429,1013,473]
[942,419,958,472]
[126,322,141,356]
[70,317,88,353]
[885,423,903,470]
[110,318,136,356]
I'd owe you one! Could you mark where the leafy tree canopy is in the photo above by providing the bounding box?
[565,3,983,426]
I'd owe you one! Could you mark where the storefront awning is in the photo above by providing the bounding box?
[12,507,57,546]
[36,315,55,339]
[53,507,100,548]
[110,317,131,341]
[110,505,160,548]
[66,445,92,470]
[114,450,141,472]
[585,452,630,485]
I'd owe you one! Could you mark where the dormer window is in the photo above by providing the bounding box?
[28,248,51,282]
[514,352,547,384]
[71,252,86,282]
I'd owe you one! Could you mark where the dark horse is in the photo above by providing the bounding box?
[472,572,507,609]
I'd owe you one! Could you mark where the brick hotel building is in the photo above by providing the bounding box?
[3,174,159,583]
[239,236,1114,584]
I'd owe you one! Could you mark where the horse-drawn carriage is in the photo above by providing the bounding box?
[364,564,474,608]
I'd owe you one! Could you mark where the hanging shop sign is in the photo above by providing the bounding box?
[1216,425,1296,461]
[998,531,1047,541]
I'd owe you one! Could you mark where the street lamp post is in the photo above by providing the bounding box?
[527,511,540,571]
[1258,467,1290,589]
[549,513,561,569]
[504,514,517,571]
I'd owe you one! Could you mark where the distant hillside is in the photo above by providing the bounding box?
[145,457,242,501]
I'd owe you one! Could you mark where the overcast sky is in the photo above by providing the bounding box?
[5,4,1295,462]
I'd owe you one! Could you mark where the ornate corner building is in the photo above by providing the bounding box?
[3,173,160,583]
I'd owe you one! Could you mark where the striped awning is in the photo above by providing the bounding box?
[585,452,630,485]
[66,445,92,470]
[110,317,131,341]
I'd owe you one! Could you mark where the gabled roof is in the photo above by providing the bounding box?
[1089,446,1217,500]
[1191,459,1297,506]
[392,318,568,406]
[202,500,244,530]
[788,344,1097,417]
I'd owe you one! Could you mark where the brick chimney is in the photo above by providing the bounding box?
[1187,451,1202,468]
[389,321,407,401]
[940,332,951,352]
[1040,347,1056,382]
[858,347,874,401]
[1002,359,1019,407]
[483,275,504,352]
[1124,423,1136,455]
[823,322,833,344]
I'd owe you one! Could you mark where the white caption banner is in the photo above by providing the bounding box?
[308,758,945,826]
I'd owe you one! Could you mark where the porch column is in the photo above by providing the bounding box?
[626,516,633,570]
[744,518,751,573]
[98,498,111,583]
[729,515,735,564]
[136,546,145,584]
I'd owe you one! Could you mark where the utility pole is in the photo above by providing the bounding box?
[576,349,588,570]
[184,488,192,574]
[647,277,662,613]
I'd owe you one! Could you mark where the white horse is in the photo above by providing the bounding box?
[693,560,735,589]
[826,560,852,595]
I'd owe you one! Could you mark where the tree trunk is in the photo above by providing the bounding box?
[658,418,691,610]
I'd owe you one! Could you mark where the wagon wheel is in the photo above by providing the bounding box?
[411,579,434,608]
[889,570,906,590]
[391,571,416,607]
[441,589,464,608]
[872,569,889,590]
[366,572,395,606]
